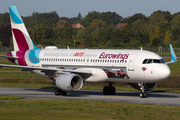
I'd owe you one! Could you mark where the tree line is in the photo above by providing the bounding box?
[0,10,180,49]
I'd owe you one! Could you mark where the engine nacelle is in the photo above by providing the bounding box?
[55,74,83,92]
[129,83,157,91]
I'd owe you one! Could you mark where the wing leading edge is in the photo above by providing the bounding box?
[0,64,92,75]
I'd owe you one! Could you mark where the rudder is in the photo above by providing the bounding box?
[9,6,37,51]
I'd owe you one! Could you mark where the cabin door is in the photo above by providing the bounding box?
[128,53,138,71]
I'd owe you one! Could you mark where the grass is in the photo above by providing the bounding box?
[0,67,180,92]
[0,96,25,100]
[0,99,180,120]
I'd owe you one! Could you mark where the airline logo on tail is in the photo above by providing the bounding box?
[9,6,38,51]
[8,6,41,65]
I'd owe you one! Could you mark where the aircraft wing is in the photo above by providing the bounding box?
[0,64,92,75]
[166,44,177,64]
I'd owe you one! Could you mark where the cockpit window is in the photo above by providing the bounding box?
[142,59,148,64]
[147,59,153,64]
[142,58,165,64]
[153,59,161,63]
[160,59,165,63]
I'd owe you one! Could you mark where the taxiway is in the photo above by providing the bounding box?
[0,87,180,105]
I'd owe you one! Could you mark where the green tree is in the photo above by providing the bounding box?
[149,30,154,44]
[158,21,170,34]
[154,27,159,38]
[150,28,161,46]
[90,19,106,28]
[100,12,123,25]
[0,13,10,24]
[125,13,148,23]
[31,24,47,44]
[149,12,167,25]
[152,37,160,47]
[77,13,82,19]
[56,20,68,25]
[53,26,64,38]
[44,27,54,39]
[0,20,4,27]
[164,30,172,45]
[0,24,11,47]
[61,22,73,39]
[81,11,101,27]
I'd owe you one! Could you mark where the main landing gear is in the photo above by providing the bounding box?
[103,83,116,95]
[138,83,147,98]
[54,87,67,96]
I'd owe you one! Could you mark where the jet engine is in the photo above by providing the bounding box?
[55,74,83,92]
[129,83,157,91]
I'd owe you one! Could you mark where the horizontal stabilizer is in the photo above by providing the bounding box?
[0,55,18,59]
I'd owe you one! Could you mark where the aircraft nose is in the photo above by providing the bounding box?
[158,65,171,80]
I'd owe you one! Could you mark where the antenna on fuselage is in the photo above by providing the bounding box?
[140,47,143,51]
[67,46,69,49]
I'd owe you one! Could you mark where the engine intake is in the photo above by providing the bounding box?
[55,74,83,92]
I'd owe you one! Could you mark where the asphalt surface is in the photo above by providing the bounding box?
[0,87,180,106]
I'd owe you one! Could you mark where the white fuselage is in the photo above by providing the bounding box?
[19,48,170,83]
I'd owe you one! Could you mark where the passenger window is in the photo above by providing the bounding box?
[142,59,148,64]
[147,59,153,64]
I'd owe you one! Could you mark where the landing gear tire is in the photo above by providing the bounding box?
[139,83,147,98]
[110,86,116,95]
[54,87,61,95]
[54,87,67,96]
[143,92,147,98]
[103,84,116,95]
[139,92,147,98]
[103,86,110,95]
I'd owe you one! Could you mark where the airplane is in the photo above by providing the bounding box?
[0,6,177,98]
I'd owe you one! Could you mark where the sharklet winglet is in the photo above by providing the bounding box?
[166,44,177,64]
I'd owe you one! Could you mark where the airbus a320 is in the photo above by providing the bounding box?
[0,6,177,98]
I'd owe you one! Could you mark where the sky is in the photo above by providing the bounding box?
[1,0,180,18]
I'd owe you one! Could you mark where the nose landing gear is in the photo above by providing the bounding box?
[138,83,147,98]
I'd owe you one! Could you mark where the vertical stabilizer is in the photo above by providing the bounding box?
[9,6,38,51]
